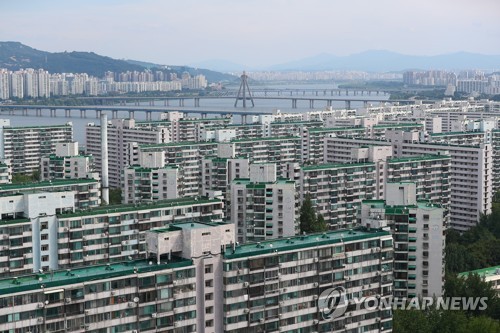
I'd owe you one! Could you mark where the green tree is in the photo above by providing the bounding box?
[108,188,122,205]
[299,194,328,234]
[299,194,317,234]
[316,214,328,233]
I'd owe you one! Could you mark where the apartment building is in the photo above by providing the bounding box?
[41,142,97,181]
[122,165,180,204]
[385,154,452,212]
[134,142,218,197]
[301,127,365,164]
[0,159,11,184]
[0,258,200,333]
[298,162,377,230]
[0,190,76,275]
[86,118,171,188]
[0,178,101,209]
[360,183,445,298]
[146,221,394,332]
[0,196,223,277]
[0,220,394,333]
[492,130,500,194]
[0,120,73,174]
[325,133,491,231]
[201,152,250,217]
[458,265,500,294]
[219,137,302,177]
[230,164,296,243]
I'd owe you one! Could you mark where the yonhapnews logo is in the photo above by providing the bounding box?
[318,286,489,321]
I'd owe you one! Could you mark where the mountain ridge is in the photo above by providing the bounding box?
[267,50,500,72]
[0,42,236,82]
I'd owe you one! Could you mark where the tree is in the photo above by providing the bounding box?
[316,214,328,233]
[109,188,122,205]
[299,194,328,234]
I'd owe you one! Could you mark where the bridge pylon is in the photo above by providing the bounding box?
[234,71,255,108]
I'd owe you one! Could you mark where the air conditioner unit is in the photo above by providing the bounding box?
[313,282,319,287]
[128,302,136,307]
[63,228,69,232]
[313,319,319,324]
[314,258,319,263]
[243,282,249,287]
[103,254,108,258]
[259,318,265,323]
[37,302,45,308]
[151,313,157,318]
[313,295,318,300]
[37,317,44,323]
[111,291,116,296]
[65,298,71,303]
[243,308,250,313]
[133,250,139,254]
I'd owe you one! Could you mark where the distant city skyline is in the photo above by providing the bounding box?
[1,0,499,68]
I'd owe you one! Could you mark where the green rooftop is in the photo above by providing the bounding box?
[0,178,98,192]
[0,217,30,226]
[126,165,178,172]
[224,227,391,259]
[458,265,500,279]
[232,178,295,186]
[387,154,451,164]
[150,221,230,233]
[430,131,485,137]
[0,258,193,295]
[6,124,72,130]
[302,162,375,171]
[230,136,300,143]
[58,196,222,218]
[140,141,217,149]
[307,127,363,133]
[373,124,424,129]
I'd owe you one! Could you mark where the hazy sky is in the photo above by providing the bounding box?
[1,0,499,67]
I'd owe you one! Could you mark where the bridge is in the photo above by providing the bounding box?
[75,94,400,109]
[0,97,421,121]
[0,104,277,122]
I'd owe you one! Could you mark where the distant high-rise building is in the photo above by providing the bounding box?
[0,120,73,174]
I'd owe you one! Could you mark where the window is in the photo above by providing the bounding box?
[205,265,213,274]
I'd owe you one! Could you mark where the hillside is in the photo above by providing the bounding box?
[0,41,144,76]
[0,42,236,82]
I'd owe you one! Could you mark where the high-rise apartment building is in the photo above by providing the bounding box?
[360,183,445,298]
[230,164,296,243]
[86,118,170,188]
[0,120,73,174]
[0,197,223,276]
[41,142,97,181]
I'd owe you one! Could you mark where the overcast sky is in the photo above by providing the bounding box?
[1,0,499,68]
